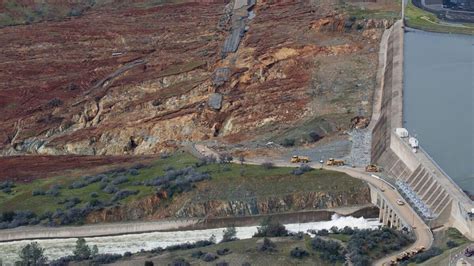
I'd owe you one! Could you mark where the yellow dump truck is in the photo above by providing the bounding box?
[290,155,310,163]
[365,164,380,172]
[326,158,344,166]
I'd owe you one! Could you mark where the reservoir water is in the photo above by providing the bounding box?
[403,29,474,195]
[0,215,380,265]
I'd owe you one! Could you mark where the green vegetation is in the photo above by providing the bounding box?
[405,0,474,35]
[18,242,47,266]
[344,4,401,20]
[0,0,95,27]
[311,226,414,264]
[0,152,364,228]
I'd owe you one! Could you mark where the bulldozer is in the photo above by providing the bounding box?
[290,155,310,163]
[365,164,380,172]
[326,158,344,166]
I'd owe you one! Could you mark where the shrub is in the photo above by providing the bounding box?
[46,186,60,197]
[47,98,63,108]
[317,229,329,236]
[0,181,15,193]
[123,251,132,257]
[262,162,274,169]
[63,197,81,209]
[292,164,312,175]
[69,181,87,189]
[32,189,46,196]
[254,217,288,237]
[128,169,140,176]
[195,155,217,167]
[91,254,122,264]
[308,132,322,142]
[102,184,118,194]
[216,248,231,256]
[144,261,154,266]
[201,253,218,262]
[219,153,233,164]
[112,175,129,185]
[111,190,138,202]
[311,237,345,263]
[221,226,238,242]
[281,138,295,147]
[407,247,443,263]
[257,238,276,252]
[90,192,98,198]
[446,240,459,248]
[170,258,190,266]
[191,250,204,258]
[216,261,229,266]
[84,175,102,185]
[290,247,309,259]
[50,255,75,266]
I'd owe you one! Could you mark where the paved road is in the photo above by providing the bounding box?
[230,155,433,266]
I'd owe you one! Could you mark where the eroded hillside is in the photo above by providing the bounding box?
[0,0,398,156]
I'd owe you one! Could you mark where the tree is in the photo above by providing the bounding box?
[221,225,238,242]
[253,217,288,237]
[73,238,93,260]
[238,155,245,165]
[92,245,99,256]
[17,242,48,266]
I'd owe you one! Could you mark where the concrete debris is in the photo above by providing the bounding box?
[208,93,223,110]
[221,0,256,58]
[222,23,246,54]
[213,67,231,87]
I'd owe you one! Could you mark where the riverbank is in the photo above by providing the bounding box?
[0,205,377,242]
[405,0,474,35]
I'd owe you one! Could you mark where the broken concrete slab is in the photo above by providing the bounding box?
[208,93,223,110]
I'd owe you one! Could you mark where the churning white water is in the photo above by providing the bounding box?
[0,215,380,265]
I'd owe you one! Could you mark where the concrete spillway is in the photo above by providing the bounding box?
[370,20,474,239]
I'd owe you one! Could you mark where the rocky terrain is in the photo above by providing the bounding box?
[0,0,398,157]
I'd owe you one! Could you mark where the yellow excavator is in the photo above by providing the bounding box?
[326,158,344,166]
[290,155,310,163]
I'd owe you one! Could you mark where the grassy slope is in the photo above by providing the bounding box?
[0,153,365,216]
[119,236,342,266]
[116,229,413,266]
[405,0,474,35]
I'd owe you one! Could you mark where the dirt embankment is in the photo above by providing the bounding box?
[0,1,396,156]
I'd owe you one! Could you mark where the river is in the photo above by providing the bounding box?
[0,215,380,265]
[403,29,474,195]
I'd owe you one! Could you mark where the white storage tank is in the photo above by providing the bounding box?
[395,128,409,138]
[409,137,419,148]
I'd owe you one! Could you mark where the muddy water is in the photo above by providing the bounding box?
[403,29,474,194]
[0,215,380,265]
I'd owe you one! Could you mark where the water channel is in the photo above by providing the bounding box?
[0,215,380,265]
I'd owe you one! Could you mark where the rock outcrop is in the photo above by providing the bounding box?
[85,185,371,223]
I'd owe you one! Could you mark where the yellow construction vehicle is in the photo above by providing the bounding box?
[326,158,344,166]
[290,155,310,163]
[365,164,380,172]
